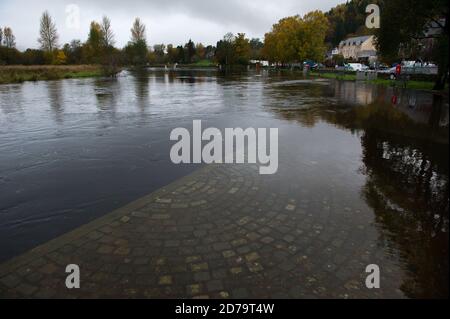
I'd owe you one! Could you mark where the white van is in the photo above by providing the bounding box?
[345,63,368,71]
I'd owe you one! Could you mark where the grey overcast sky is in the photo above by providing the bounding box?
[0,0,343,50]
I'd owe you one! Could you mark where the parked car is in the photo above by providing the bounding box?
[303,60,319,70]
[378,66,398,79]
[377,61,438,78]
[344,63,369,71]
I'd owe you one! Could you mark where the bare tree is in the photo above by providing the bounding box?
[101,16,115,48]
[38,11,59,51]
[0,28,3,46]
[3,27,16,48]
[131,17,146,43]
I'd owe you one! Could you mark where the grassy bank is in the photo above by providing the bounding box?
[309,71,445,91]
[0,65,111,84]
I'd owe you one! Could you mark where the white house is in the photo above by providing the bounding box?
[338,35,377,62]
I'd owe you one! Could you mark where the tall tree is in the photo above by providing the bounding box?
[215,33,236,66]
[375,0,449,90]
[3,27,16,48]
[234,33,251,64]
[185,39,196,63]
[131,18,146,43]
[153,44,166,63]
[100,16,115,48]
[125,18,148,65]
[263,11,329,64]
[82,21,103,63]
[166,44,178,63]
[0,28,3,46]
[38,11,59,51]
[195,43,205,61]
[249,38,264,60]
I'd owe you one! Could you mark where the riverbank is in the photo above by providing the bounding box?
[309,71,446,91]
[0,65,111,84]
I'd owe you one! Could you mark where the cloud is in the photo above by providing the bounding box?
[0,0,342,49]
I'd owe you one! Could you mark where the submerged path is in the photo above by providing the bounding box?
[0,163,404,299]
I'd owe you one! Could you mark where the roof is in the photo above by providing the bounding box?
[339,35,373,46]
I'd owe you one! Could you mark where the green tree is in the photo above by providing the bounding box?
[185,39,196,63]
[297,11,329,62]
[375,0,448,90]
[82,21,103,63]
[263,11,329,64]
[195,43,206,61]
[176,45,185,63]
[124,18,148,66]
[249,38,264,60]
[88,22,102,49]
[63,40,82,64]
[234,33,251,64]
[215,33,236,66]
[166,44,178,63]
[153,44,166,64]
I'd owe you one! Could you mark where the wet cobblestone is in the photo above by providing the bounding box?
[0,163,405,299]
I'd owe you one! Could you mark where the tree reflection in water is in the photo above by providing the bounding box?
[274,92,449,298]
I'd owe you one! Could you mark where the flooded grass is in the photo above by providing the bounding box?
[310,71,444,91]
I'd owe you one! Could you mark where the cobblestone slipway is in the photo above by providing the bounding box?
[0,163,405,299]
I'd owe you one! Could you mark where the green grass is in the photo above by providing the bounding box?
[312,72,356,81]
[188,60,217,67]
[0,65,110,84]
[310,71,445,91]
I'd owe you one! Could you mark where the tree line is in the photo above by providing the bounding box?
[0,3,366,67]
[0,11,264,67]
[0,0,448,90]
[0,12,150,67]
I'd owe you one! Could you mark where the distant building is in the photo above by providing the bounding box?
[325,47,340,60]
[338,35,377,62]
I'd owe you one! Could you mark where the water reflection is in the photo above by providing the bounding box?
[273,86,449,298]
[47,81,64,124]
[361,129,448,298]
[129,69,150,112]
[0,71,448,298]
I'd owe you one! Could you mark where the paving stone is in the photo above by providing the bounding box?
[232,288,249,299]
[191,263,209,272]
[222,250,236,258]
[158,276,173,285]
[98,245,115,254]
[0,163,408,299]
[0,274,21,288]
[193,272,210,282]
[187,284,202,296]
[206,280,224,292]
